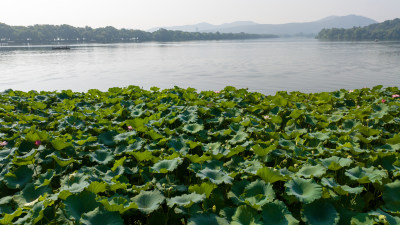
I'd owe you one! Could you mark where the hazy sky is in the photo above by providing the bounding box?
[1,0,399,30]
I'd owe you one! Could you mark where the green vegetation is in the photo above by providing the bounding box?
[0,22,277,44]
[0,85,400,224]
[317,18,400,41]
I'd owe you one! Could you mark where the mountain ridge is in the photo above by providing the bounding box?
[149,15,378,36]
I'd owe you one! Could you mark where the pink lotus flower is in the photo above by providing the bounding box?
[263,115,271,120]
[381,99,386,103]
[35,140,41,146]
[214,91,220,94]
[0,141,7,146]
[392,94,400,98]
[127,126,133,131]
[348,90,354,93]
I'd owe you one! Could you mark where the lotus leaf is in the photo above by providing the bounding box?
[320,156,352,171]
[131,190,165,214]
[188,213,230,225]
[12,149,37,166]
[183,124,204,134]
[113,131,137,143]
[98,131,118,146]
[257,167,287,183]
[261,201,299,225]
[4,166,33,189]
[345,166,387,184]
[189,182,217,198]
[382,180,400,213]
[51,137,72,150]
[297,164,326,178]
[231,205,262,225]
[196,168,233,185]
[64,191,100,222]
[60,173,90,193]
[13,183,51,207]
[98,195,138,213]
[151,157,182,173]
[89,149,114,165]
[167,193,206,208]
[80,207,124,225]
[302,200,339,225]
[285,178,322,203]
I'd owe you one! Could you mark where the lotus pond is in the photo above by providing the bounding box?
[0,85,400,225]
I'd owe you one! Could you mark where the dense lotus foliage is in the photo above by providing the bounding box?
[0,85,400,225]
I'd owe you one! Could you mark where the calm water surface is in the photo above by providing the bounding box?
[0,39,399,95]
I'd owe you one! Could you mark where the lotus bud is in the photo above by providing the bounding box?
[282,159,287,164]
[162,183,166,188]
[379,215,387,222]
[168,187,173,191]
[294,164,298,168]
[311,151,315,155]
[212,205,217,213]
[347,155,352,159]
[161,148,165,152]
[69,172,76,180]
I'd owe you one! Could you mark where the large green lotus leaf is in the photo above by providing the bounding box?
[12,149,37,166]
[196,168,233,185]
[167,193,206,208]
[320,156,352,171]
[98,195,138,213]
[86,181,107,194]
[257,167,287,183]
[251,143,277,157]
[13,183,51,207]
[302,200,339,225]
[382,180,400,213]
[178,110,198,123]
[64,191,100,222]
[189,182,217,198]
[4,166,33,189]
[261,201,299,225]
[350,213,375,225]
[345,166,387,184]
[297,164,326,178]
[228,131,248,145]
[333,185,364,195]
[231,205,262,225]
[113,131,137,144]
[60,173,90,193]
[80,207,124,225]
[51,137,72,150]
[308,132,330,141]
[131,190,165,214]
[130,151,154,162]
[34,169,55,188]
[387,134,400,145]
[47,152,78,167]
[147,129,164,140]
[0,208,23,225]
[228,180,250,205]
[151,157,182,173]
[183,123,204,134]
[168,138,190,155]
[89,149,114,165]
[98,131,118,146]
[188,213,230,225]
[285,178,322,203]
[243,180,275,209]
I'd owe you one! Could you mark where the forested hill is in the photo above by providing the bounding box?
[0,23,278,44]
[316,18,400,41]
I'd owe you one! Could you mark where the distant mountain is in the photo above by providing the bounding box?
[148,21,258,33]
[149,15,378,36]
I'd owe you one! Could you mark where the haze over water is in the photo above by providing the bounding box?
[1,38,399,95]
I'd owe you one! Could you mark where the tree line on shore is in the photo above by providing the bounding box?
[0,22,278,44]
[316,18,400,41]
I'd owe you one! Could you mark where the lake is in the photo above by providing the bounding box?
[1,38,399,95]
